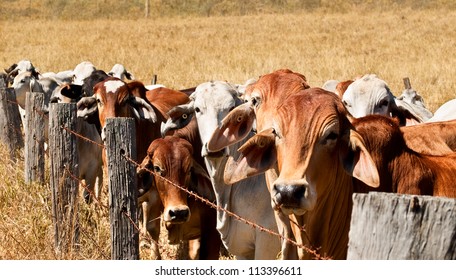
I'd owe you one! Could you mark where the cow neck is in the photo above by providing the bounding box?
[300,165,354,260]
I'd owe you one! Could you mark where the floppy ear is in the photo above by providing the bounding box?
[77,96,98,119]
[224,128,276,184]
[189,160,215,202]
[161,101,195,137]
[340,129,379,188]
[137,156,156,198]
[124,71,135,80]
[130,96,157,123]
[207,102,256,152]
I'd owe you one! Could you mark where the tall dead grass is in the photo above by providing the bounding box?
[1,7,456,260]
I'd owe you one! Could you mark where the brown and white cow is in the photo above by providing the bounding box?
[137,136,221,259]
[77,77,196,259]
[208,70,379,259]
[352,114,456,197]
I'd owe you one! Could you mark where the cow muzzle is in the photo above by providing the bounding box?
[271,180,316,215]
[163,205,191,226]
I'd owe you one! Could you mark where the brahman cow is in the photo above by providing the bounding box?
[208,70,380,259]
[71,61,96,86]
[12,70,59,141]
[108,64,135,81]
[352,114,456,198]
[426,98,456,123]
[4,59,39,86]
[137,136,221,259]
[77,77,199,259]
[341,74,433,125]
[207,69,310,259]
[161,80,281,259]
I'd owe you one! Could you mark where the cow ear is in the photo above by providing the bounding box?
[161,102,195,137]
[189,160,214,202]
[137,156,156,197]
[130,96,158,123]
[77,96,98,120]
[224,128,276,184]
[207,102,256,152]
[340,129,379,188]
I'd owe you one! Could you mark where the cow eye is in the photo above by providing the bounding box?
[379,99,389,107]
[182,113,188,119]
[195,107,200,113]
[326,132,338,141]
[342,100,351,108]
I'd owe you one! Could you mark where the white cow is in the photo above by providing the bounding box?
[426,98,456,123]
[342,74,433,125]
[12,71,59,136]
[71,61,96,86]
[108,64,135,81]
[161,80,281,260]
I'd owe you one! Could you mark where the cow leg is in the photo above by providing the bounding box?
[197,206,221,260]
[275,210,298,260]
[142,189,162,260]
[289,214,307,259]
[188,239,200,260]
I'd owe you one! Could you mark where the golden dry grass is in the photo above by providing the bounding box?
[1,6,456,260]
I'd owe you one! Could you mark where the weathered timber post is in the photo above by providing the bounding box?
[0,78,24,161]
[151,74,157,85]
[49,103,80,258]
[403,77,411,90]
[105,118,139,260]
[348,192,456,260]
[145,0,150,18]
[24,91,46,184]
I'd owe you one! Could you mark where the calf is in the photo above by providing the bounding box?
[352,115,456,197]
[137,136,220,259]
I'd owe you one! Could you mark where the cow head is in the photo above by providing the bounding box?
[108,64,135,81]
[160,81,245,173]
[218,89,379,216]
[136,136,212,228]
[206,69,311,154]
[76,77,157,141]
[12,71,43,107]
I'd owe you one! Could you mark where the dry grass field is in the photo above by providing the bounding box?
[1,1,456,260]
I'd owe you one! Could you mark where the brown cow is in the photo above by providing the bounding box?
[137,136,221,259]
[208,69,379,259]
[352,115,456,197]
[77,77,199,259]
[209,69,310,259]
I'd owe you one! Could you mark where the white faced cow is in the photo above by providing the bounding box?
[161,80,281,259]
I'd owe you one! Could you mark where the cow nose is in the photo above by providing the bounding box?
[273,183,306,208]
[168,207,190,223]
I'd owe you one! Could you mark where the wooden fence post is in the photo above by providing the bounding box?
[24,91,46,184]
[105,117,139,260]
[0,78,24,161]
[49,103,80,258]
[348,192,456,260]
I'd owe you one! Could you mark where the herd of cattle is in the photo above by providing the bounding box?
[2,60,456,260]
